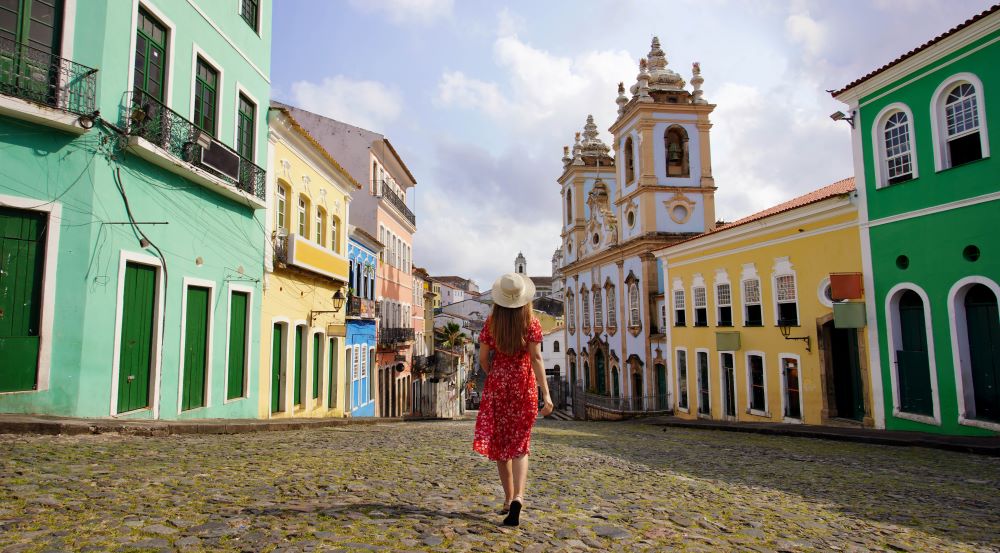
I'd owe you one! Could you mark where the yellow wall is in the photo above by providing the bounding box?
[260,131,353,419]
[662,206,874,427]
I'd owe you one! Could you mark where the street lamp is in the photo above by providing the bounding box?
[332,289,346,312]
[778,323,811,352]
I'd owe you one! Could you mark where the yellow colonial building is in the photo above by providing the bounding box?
[259,105,359,419]
[655,178,876,427]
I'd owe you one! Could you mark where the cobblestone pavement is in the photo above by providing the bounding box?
[1,419,999,553]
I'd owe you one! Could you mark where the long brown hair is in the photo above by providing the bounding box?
[489,303,533,355]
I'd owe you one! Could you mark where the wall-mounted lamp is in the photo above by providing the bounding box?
[778,324,811,352]
[310,289,347,324]
[829,110,855,128]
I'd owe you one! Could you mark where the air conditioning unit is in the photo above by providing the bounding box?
[200,138,241,181]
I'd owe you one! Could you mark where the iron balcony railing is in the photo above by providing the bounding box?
[125,90,266,200]
[378,327,415,346]
[375,180,416,226]
[347,296,376,319]
[0,36,97,115]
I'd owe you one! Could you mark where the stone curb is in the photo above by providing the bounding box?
[647,418,1000,456]
[0,416,401,437]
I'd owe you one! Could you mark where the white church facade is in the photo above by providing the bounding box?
[559,37,717,407]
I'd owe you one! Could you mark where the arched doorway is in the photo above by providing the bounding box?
[962,284,1000,423]
[655,363,667,410]
[611,367,619,399]
[595,353,607,395]
[895,290,933,416]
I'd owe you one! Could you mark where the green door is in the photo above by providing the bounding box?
[832,327,864,421]
[293,326,303,406]
[656,364,667,410]
[328,338,337,408]
[181,286,209,411]
[116,262,156,413]
[226,291,248,400]
[897,290,933,416]
[0,0,64,105]
[312,333,320,400]
[595,354,606,395]
[0,207,46,392]
[270,323,282,413]
[965,285,1000,423]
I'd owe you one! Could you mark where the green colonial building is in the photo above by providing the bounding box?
[0,0,272,419]
[834,5,998,436]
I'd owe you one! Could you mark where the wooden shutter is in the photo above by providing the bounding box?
[226,291,248,400]
[0,207,46,392]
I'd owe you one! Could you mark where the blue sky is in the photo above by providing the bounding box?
[271,0,993,288]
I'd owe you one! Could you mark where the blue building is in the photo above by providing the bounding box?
[346,227,381,417]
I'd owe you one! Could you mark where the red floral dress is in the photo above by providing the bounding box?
[473,316,543,461]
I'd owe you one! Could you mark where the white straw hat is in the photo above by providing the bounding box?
[491,273,536,308]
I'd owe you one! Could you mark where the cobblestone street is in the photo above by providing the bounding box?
[1,419,998,553]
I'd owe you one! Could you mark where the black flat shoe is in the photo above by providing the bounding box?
[502,500,522,526]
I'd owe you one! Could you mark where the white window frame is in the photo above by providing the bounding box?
[238,0,262,33]
[606,284,617,329]
[593,288,604,329]
[714,270,732,327]
[177,277,217,413]
[692,285,708,327]
[673,283,686,327]
[315,208,325,246]
[871,103,919,188]
[233,82,260,163]
[189,45,225,142]
[268,317,291,417]
[127,0,177,108]
[223,283,254,403]
[947,276,1000,432]
[771,257,799,327]
[675,347,689,413]
[930,72,990,171]
[884,283,941,426]
[275,181,288,232]
[297,196,307,237]
[695,348,711,417]
[0,195,62,396]
[628,282,641,327]
[744,351,769,417]
[778,353,803,423]
[718,351,738,419]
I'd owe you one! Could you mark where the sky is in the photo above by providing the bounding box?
[271,0,993,289]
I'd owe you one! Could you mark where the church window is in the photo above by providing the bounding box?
[628,283,640,327]
[593,289,603,329]
[606,284,617,329]
[664,126,689,177]
[624,137,635,183]
[566,190,573,225]
[582,290,591,332]
[567,291,576,333]
[882,111,914,185]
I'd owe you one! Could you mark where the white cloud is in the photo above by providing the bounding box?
[348,0,453,26]
[785,11,829,60]
[289,76,402,132]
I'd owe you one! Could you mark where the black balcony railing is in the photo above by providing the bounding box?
[347,296,376,319]
[125,90,266,200]
[378,327,415,346]
[376,180,416,226]
[0,36,97,115]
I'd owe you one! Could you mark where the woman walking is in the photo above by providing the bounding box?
[473,272,554,527]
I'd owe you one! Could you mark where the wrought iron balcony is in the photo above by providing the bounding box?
[378,327,415,346]
[347,296,376,319]
[375,180,416,226]
[125,90,265,201]
[0,36,97,115]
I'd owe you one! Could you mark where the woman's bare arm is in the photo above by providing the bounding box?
[528,342,553,416]
[479,343,491,375]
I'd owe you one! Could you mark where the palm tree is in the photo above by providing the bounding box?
[435,322,468,351]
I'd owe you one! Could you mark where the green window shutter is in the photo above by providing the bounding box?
[312,333,320,399]
[293,326,303,405]
[116,262,156,412]
[965,285,1000,422]
[328,338,337,407]
[193,56,218,136]
[226,291,248,400]
[181,286,210,411]
[271,323,282,413]
[134,7,167,102]
[236,93,255,160]
[897,291,933,416]
[0,207,47,392]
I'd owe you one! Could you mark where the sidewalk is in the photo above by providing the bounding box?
[642,416,1000,456]
[0,414,402,437]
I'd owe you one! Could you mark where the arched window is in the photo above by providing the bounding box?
[882,110,914,185]
[566,189,573,225]
[664,125,689,177]
[593,289,603,329]
[606,284,617,329]
[567,291,576,333]
[624,137,635,183]
[629,283,640,327]
[553,341,560,353]
[931,74,989,170]
[582,290,591,332]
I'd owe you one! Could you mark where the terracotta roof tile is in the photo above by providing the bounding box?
[668,177,855,249]
[833,4,1000,97]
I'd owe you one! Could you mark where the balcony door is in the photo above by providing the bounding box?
[0,0,64,103]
